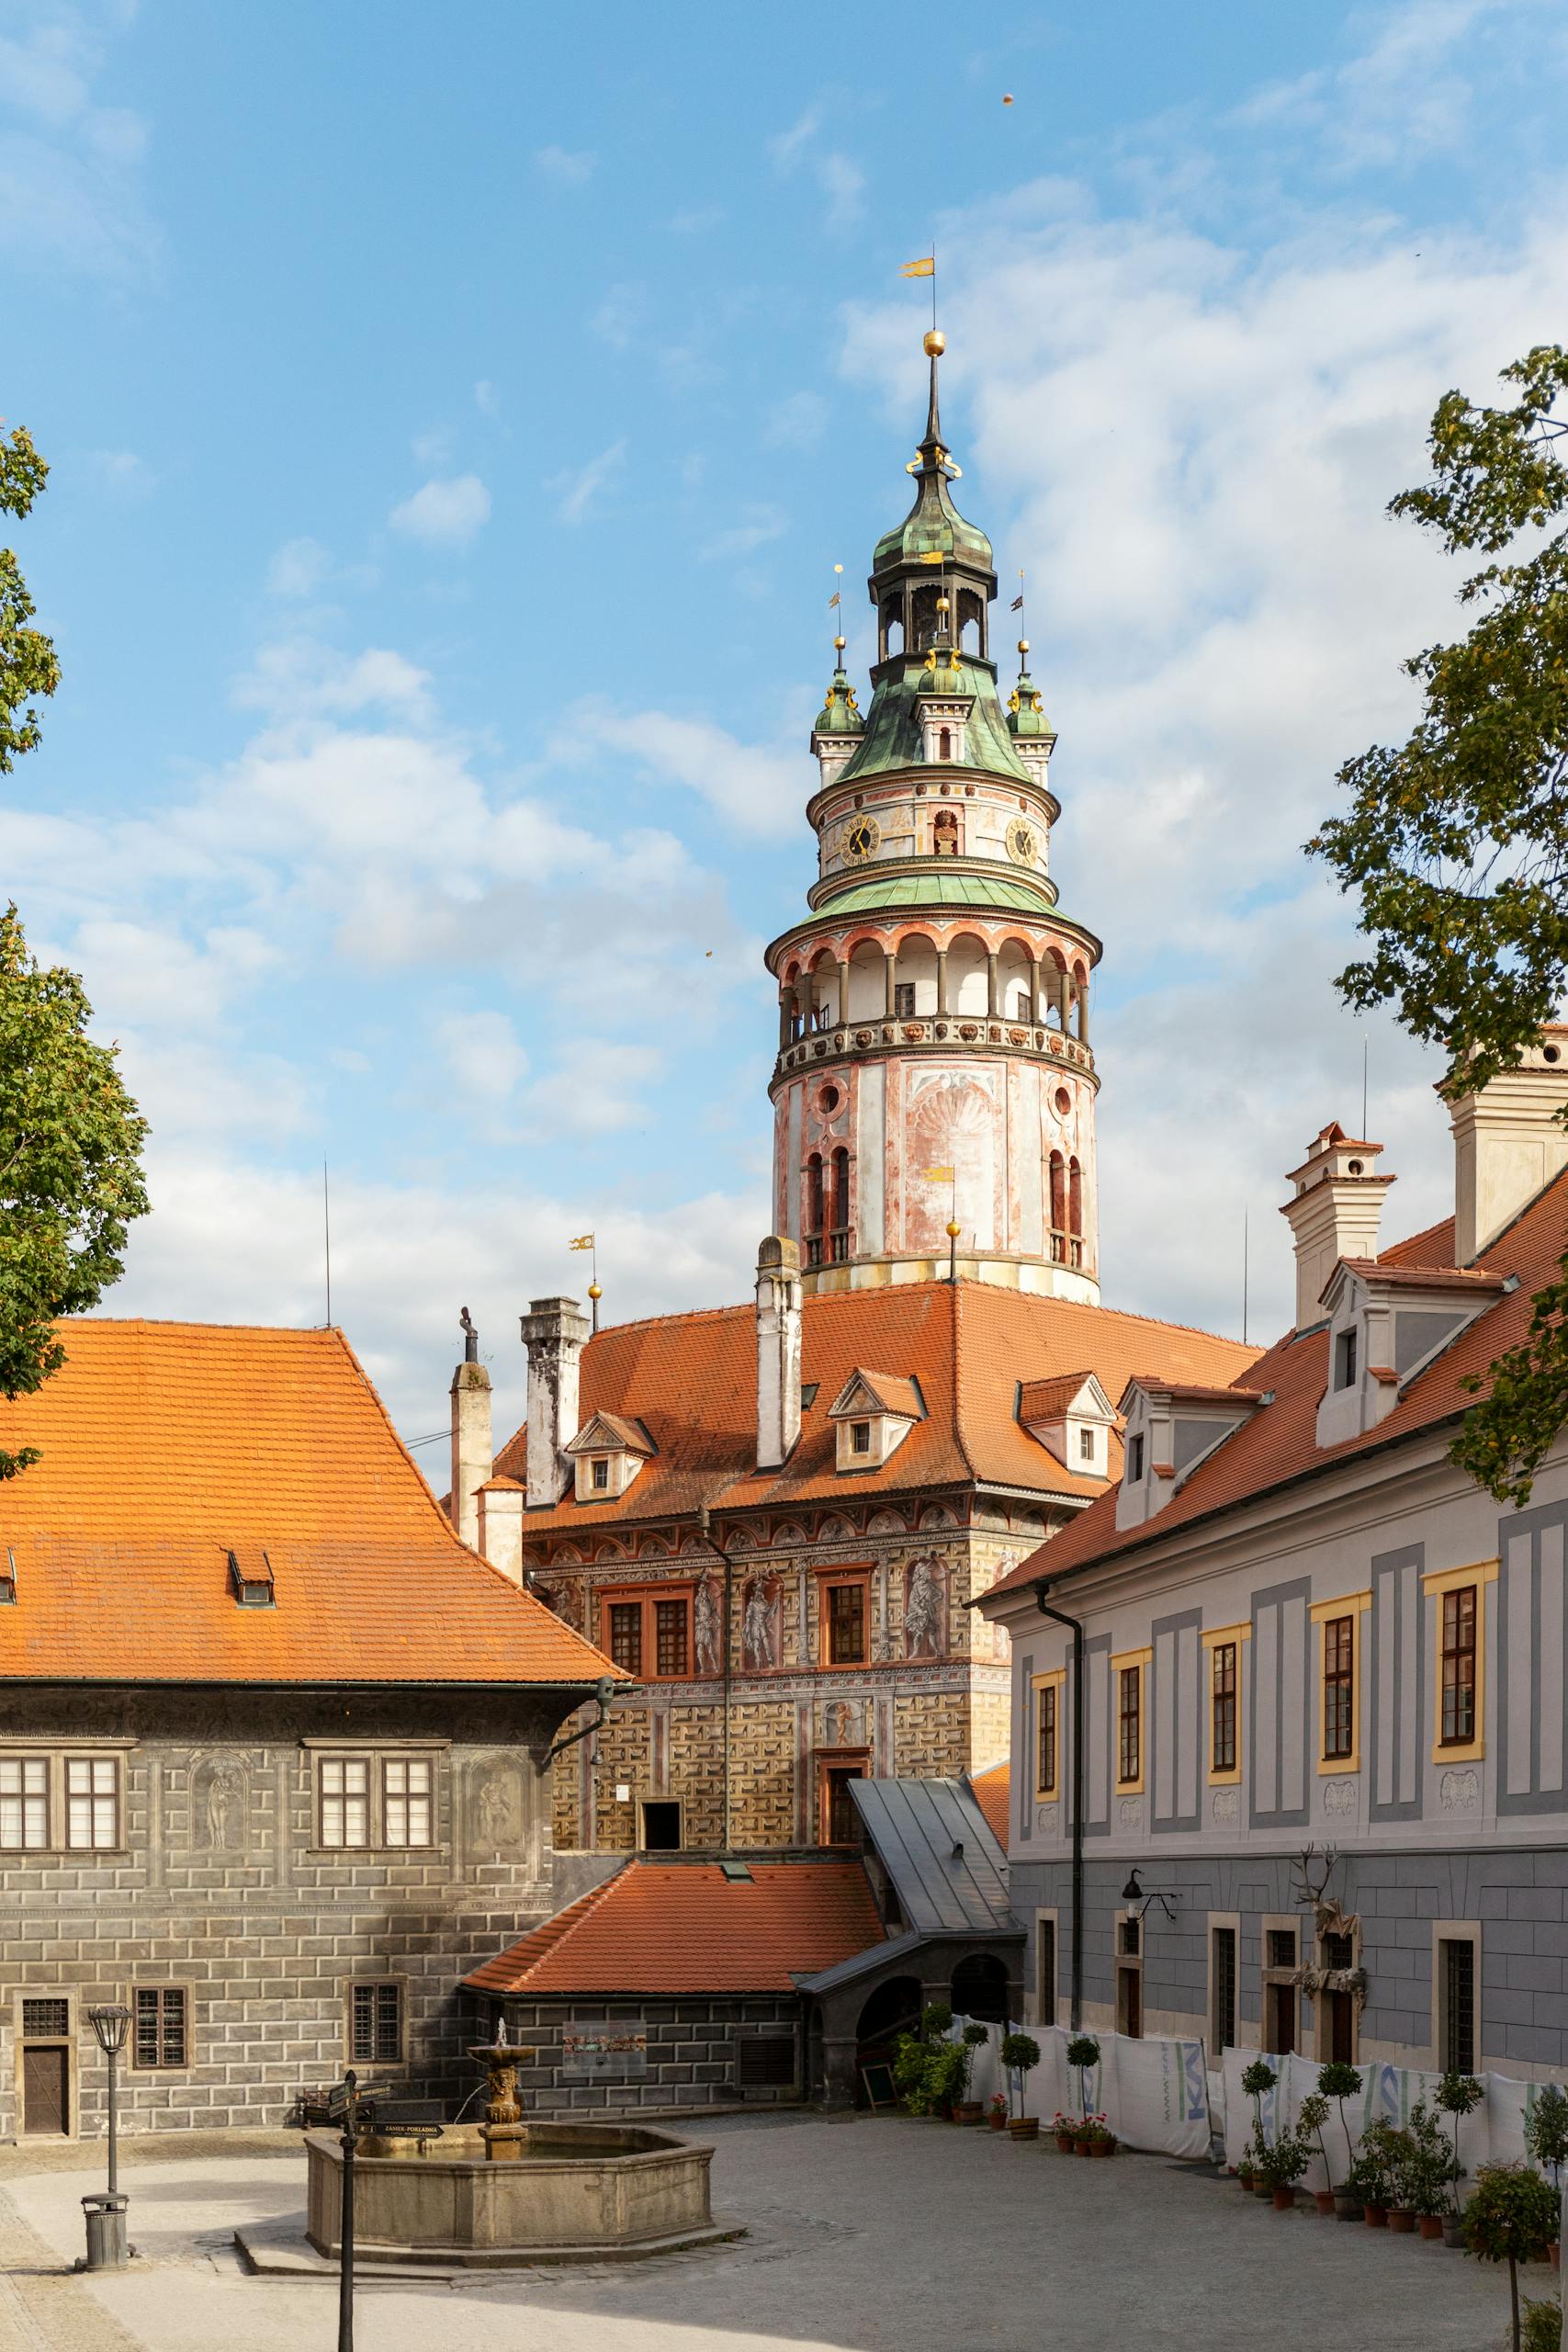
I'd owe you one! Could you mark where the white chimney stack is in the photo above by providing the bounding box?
[755,1236,803,1470]
[1451,1029,1568,1264]
[1280,1124,1394,1332]
[519,1296,592,1509]
[447,1309,492,1548]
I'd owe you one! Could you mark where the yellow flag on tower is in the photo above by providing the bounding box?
[900,256,935,278]
[569,1234,594,1250]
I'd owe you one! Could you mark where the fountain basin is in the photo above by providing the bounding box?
[304,2123,723,2266]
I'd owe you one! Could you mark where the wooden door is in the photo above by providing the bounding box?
[1116,1964,1142,2039]
[1325,1990,1353,2064]
[1265,1983,1296,2057]
[22,2046,67,2135]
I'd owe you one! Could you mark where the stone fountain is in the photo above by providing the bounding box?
[468,2014,536,2162]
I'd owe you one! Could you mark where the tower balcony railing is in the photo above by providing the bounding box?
[1049,1229,1086,1269]
[773,1014,1094,1087]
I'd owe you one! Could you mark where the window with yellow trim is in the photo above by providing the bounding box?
[1323,1616,1355,1762]
[1117,1664,1142,1789]
[1211,1642,1238,1776]
[1440,1587,1478,1747]
[1036,1682,1058,1799]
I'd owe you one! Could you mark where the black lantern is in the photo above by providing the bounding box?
[87,2003,130,2057]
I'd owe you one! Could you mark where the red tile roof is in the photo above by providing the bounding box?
[493,1279,1258,1532]
[0,1319,621,1688]
[986,1170,1568,1604]
[1018,1371,1105,1422]
[1334,1259,1506,1293]
[831,1371,926,1421]
[463,1858,885,1995]
[969,1761,1010,1849]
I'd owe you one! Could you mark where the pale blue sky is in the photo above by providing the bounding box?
[4,0,1566,1451]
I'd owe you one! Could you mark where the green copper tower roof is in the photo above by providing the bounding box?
[814,871,1053,917]
[872,353,995,578]
[835,653,1029,786]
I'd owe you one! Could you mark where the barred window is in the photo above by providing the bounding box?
[351,1981,402,2065]
[608,1602,642,1674]
[0,1757,48,1850]
[133,1986,187,2069]
[383,1758,432,1849]
[319,1757,370,1849]
[1212,1644,1237,1775]
[1440,1937,1475,2074]
[1441,1587,1477,1745]
[654,1600,688,1678]
[1036,1685,1057,1796]
[1323,1616,1355,1759]
[65,1757,118,1850]
[21,1998,69,2038]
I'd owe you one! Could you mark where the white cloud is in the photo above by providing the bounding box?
[769,107,821,171]
[559,701,802,840]
[550,438,626,526]
[388,473,491,548]
[265,537,333,599]
[231,639,434,723]
[763,391,829,452]
[671,204,724,234]
[534,144,596,188]
[83,447,152,496]
[1235,0,1510,170]
[768,103,863,229]
[0,8,152,277]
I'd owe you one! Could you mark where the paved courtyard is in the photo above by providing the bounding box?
[0,2112,1540,2352]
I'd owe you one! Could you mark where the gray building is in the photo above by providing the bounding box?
[0,1317,618,2142]
[979,1046,1568,2080]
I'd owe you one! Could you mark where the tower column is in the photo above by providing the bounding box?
[987,950,999,1020]
[936,946,949,1016]
[1029,958,1043,1026]
[1077,975,1089,1044]
[1056,967,1070,1029]
[884,945,897,1019]
[778,993,791,1052]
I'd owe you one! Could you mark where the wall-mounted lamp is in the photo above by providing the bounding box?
[1121,1868,1178,1922]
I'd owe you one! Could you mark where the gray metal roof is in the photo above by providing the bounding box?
[847,1777,1015,1937]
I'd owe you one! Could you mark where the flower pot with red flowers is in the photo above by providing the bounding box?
[1053,2113,1079,2154]
[1080,2116,1118,2158]
[987,2095,1008,2132]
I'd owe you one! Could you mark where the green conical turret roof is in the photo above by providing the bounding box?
[871,355,995,580]
[813,664,864,741]
[1007,649,1053,741]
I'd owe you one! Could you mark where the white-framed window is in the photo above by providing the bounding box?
[382,1757,432,1849]
[0,1756,49,1850]
[310,1747,444,1851]
[319,1756,370,1849]
[65,1756,119,1850]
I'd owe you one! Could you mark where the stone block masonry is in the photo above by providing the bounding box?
[485,1993,805,2113]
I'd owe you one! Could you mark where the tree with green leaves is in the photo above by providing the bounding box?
[1312,345,1568,1505]
[0,426,148,1475]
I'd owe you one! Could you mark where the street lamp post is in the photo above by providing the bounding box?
[83,2004,131,2270]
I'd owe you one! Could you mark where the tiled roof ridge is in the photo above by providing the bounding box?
[948,1283,981,1486]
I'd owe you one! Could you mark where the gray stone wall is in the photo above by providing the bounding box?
[1,1681,579,2141]
[481,1994,804,2112]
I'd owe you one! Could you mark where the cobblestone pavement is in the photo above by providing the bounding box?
[0,2113,1538,2351]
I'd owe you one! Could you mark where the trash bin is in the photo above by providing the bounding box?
[81,2192,129,2270]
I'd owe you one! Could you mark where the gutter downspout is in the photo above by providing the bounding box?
[1035,1581,1086,2031]
[694,1509,734,1855]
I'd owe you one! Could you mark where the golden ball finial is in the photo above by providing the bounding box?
[1018,638,1030,655]
[833,635,846,651]
[945,1218,962,1239]
[935,594,949,613]
[923,329,946,357]
[588,1282,602,1300]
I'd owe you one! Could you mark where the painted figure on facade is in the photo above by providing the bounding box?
[905,1557,944,1658]
[694,1575,722,1677]
[193,1757,247,1850]
[742,1575,780,1671]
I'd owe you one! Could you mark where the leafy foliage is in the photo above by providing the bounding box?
[1465,2163,1562,2352]
[1318,2061,1363,2189]
[0,905,149,1476]
[1310,346,1568,1504]
[1525,2083,1568,2181]
[0,426,60,775]
[1523,2293,1562,2352]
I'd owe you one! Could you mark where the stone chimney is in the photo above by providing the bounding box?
[1451,1029,1568,1264]
[755,1236,803,1470]
[448,1345,493,1549]
[518,1296,592,1510]
[477,1478,524,1583]
[1280,1124,1394,1332]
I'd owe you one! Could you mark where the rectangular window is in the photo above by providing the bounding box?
[350,1981,402,2066]
[1078,1427,1095,1461]
[0,1756,49,1850]
[591,1457,609,1490]
[133,1987,187,2070]
[1127,1431,1145,1481]
[1335,1326,1359,1389]
[1441,1587,1477,1745]
[1036,1917,1057,2026]
[1212,1926,1237,2052]
[1267,1927,1298,1971]
[64,1757,118,1850]
[737,2032,796,2088]
[827,1582,866,1665]
[893,982,916,1019]
[1117,1665,1141,1787]
[1212,1643,1237,1776]
[608,1601,643,1674]
[382,1758,432,1849]
[1036,1684,1057,1796]
[1323,1615,1355,1759]
[851,1420,872,1455]
[21,1998,70,2039]
[319,1757,370,1849]
[654,1599,689,1678]
[1440,1938,1476,2074]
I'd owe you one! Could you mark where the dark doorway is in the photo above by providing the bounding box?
[23,2046,67,2135]
[639,1800,682,1851]
[1324,1990,1354,2064]
[951,1954,1009,2024]
[1265,1982,1297,2056]
[1116,1964,1143,2039]
[821,1765,863,1847]
[853,1973,923,2106]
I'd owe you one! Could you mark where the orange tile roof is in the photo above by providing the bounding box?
[986,1170,1568,1605]
[463,1858,885,1995]
[494,1279,1258,1534]
[969,1761,1010,1849]
[1018,1371,1105,1423]
[0,1319,621,1688]
[830,1371,926,1421]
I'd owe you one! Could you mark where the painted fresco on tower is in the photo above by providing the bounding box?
[907,1069,998,1251]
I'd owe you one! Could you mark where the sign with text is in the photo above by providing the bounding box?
[561,2025,648,2080]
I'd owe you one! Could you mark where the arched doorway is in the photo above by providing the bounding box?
[853,1973,922,2104]
[951,1953,1010,2024]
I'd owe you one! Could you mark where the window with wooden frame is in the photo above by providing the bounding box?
[1440,1586,1478,1747]
[1035,1679,1058,1798]
[64,1756,119,1851]
[595,1587,694,1681]
[349,1980,404,2066]
[0,1756,49,1850]
[1116,1663,1142,1790]
[1323,1615,1355,1760]
[314,1749,441,1849]
[825,1578,867,1666]
[132,1986,188,2070]
[1211,1643,1237,1776]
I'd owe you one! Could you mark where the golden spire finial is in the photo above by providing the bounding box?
[923,328,946,357]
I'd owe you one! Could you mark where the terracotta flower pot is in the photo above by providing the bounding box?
[1237,2174,1255,2195]
[988,2111,1007,2132]
[1314,2190,1336,2218]
[1271,2186,1297,2211]
[1334,2193,1364,2223]
[1254,2179,1273,2199]
[1418,2215,1444,2241]
[1075,2139,1092,2156]
[1055,2132,1076,2154]
[1364,2203,1389,2228]
[1009,2117,1039,2141]
[1092,2139,1116,2158]
[1388,2209,1416,2234]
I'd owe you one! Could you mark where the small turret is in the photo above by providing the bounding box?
[811,643,863,789]
[1007,639,1057,791]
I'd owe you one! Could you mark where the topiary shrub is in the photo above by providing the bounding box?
[1317,2060,1363,2190]
[1438,2071,1484,2212]
[1000,2030,1041,2120]
[1465,2162,1561,2352]
[1066,2032,1100,2120]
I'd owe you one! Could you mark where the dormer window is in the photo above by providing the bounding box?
[565,1411,656,1503]
[1078,1428,1095,1462]
[1115,1376,1265,1532]
[1335,1327,1359,1390]
[1314,1258,1505,1450]
[1017,1370,1116,1479]
[827,1371,924,1471]
[227,1546,276,1608]
[1127,1432,1145,1481]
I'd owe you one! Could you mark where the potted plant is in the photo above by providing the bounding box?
[1521,2297,1562,2352]
[1402,2100,1456,2239]
[1236,2148,1256,2194]
[1066,2032,1101,2125]
[1438,2071,1483,2245]
[1239,2058,1279,2196]
[1053,2110,1079,2154]
[1379,2120,1421,2232]
[1001,2031,1041,2139]
[1525,2084,1568,2267]
[1291,2093,1334,2215]
[952,2023,990,2124]
[987,2092,1009,2132]
[1346,2135,1392,2228]
[1258,2126,1310,2212]
[1318,2060,1364,2218]
[1080,2114,1118,2159]
[1464,2162,1562,2352]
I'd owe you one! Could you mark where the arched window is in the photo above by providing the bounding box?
[938,727,952,762]
[805,1154,824,1266]
[1049,1151,1066,1262]
[1068,1157,1084,1265]
[830,1148,851,1262]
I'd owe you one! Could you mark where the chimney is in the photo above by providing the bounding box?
[518,1296,592,1509]
[448,1350,493,1548]
[1451,1029,1568,1264]
[1280,1124,1394,1332]
[477,1479,524,1583]
[755,1236,803,1470]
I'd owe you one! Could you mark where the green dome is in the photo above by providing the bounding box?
[836,655,1030,788]
[813,667,864,741]
[1007,670,1054,740]
[815,871,1053,917]
[872,473,994,577]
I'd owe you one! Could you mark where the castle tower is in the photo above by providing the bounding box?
[766,334,1102,1298]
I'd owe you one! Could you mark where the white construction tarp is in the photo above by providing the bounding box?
[1216,2046,1551,2191]
[949,2018,1212,2158]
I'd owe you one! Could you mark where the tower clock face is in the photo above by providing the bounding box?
[1006,818,1038,865]
[844,816,881,860]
